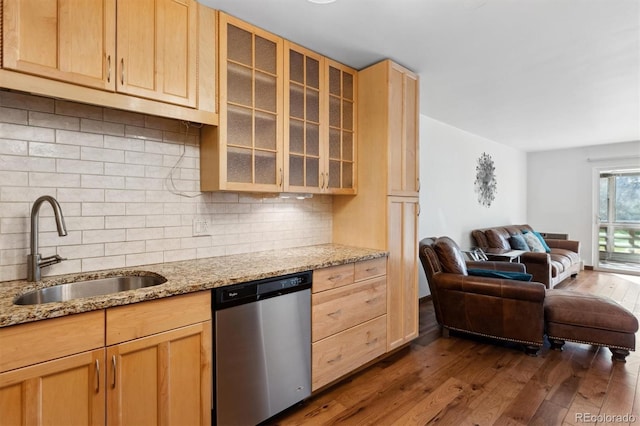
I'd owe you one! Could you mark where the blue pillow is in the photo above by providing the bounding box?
[524,231,551,253]
[509,234,530,251]
[467,268,533,282]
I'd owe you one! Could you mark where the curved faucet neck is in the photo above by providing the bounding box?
[28,196,67,281]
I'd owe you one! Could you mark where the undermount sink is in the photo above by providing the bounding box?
[14,274,167,305]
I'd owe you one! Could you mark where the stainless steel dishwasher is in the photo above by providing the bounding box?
[213,271,312,426]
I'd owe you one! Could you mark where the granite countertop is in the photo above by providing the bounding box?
[0,244,387,328]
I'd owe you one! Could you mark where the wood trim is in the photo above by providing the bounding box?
[0,311,105,373]
[106,291,211,345]
[0,70,218,125]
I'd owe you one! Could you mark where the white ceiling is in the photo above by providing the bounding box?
[202,0,640,152]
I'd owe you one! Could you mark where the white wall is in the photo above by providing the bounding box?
[0,90,332,282]
[527,141,640,267]
[418,115,528,296]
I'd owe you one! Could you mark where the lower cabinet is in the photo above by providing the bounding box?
[0,291,212,426]
[311,257,387,390]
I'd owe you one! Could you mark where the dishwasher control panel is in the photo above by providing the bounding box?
[214,271,312,310]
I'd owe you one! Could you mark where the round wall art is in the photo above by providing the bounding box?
[474,152,497,207]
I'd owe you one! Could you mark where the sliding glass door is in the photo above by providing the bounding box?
[597,170,640,273]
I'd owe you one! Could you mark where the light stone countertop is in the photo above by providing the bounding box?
[0,244,387,328]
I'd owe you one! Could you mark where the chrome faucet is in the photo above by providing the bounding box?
[27,196,68,282]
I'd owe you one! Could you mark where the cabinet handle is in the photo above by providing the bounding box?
[328,274,342,281]
[320,172,325,190]
[365,297,378,305]
[366,337,379,346]
[279,168,283,187]
[417,178,421,192]
[327,354,342,365]
[366,267,377,273]
[107,55,111,83]
[327,309,341,318]
[111,355,117,389]
[417,203,421,216]
[120,58,125,85]
[95,359,100,393]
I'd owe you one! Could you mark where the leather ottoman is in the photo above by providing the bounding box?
[544,289,639,362]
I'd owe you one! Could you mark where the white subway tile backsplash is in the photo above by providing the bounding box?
[81,146,124,163]
[0,107,28,125]
[83,229,126,244]
[126,252,164,267]
[30,172,80,188]
[0,90,332,282]
[30,142,79,159]
[57,129,104,147]
[0,138,28,156]
[0,155,56,172]
[2,122,55,143]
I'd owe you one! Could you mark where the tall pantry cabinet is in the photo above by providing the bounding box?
[333,59,420,351]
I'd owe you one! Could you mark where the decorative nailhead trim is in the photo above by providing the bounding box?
[445,326,543,347]
[546,335,635,351]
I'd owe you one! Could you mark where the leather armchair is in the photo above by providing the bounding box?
[419,237,546,355]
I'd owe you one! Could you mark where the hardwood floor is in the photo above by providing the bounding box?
[269,270,640,425]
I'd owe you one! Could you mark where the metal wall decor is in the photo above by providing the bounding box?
[474,152,497,207]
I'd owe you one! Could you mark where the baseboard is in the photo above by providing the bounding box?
[584,265,594,271]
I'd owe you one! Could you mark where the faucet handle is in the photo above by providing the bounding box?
[39,254,66,268]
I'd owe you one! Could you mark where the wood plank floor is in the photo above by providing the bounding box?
[269,270,640,426]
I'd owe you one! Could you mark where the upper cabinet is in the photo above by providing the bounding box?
[284,42,325,193]
[1,0,217,124]
[326,60,357,194]
[116,0,198,107]
[387,62,419,196]
[2,0,116,90]
[201,12,284,192]
[201,12,356,194]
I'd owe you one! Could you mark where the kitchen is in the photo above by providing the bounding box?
[0,1,419,425]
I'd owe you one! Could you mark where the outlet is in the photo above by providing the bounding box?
[192,218,211,236]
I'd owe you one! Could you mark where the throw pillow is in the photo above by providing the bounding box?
[509,234,530,251]
[529,231,551,253]
[467,268,533,282]
[523,232,546,252]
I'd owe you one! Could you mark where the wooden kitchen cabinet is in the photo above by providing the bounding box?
[0,311,106,425]
[326,60,357,194]
[2,0,116,90]
[106,291,212,426]
[386,197,419,350]
[333,59,420,352]
[1,0,217,124]
[201,12,357,194]
[284,41,326,193]
[311,257,387,390]
[201,12,284,192]
[0,292,212,425]
[116,0,198,107]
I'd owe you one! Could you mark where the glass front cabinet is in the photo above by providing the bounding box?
[201,12,356,195]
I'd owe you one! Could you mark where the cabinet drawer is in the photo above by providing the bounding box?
[313,263,355,293]
[106,291,211,345]
[0,311,105,372]
[312,276,386,342]
[354,257,386,281]
[312,315,386,391]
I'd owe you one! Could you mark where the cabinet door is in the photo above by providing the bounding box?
[387,197,419,350]
[3,0,116,90]
[116,0,197,107]
[211,12,283,192]
[388,63,420,196]
[284,42,326,193]
[326,60,357,194]
[0,349,106,426]
[107,322,212,426]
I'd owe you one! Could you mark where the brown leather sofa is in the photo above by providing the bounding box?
[419,236,546,355]
[471,224,581,288]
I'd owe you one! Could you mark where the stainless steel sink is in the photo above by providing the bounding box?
[14,274,167,305]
